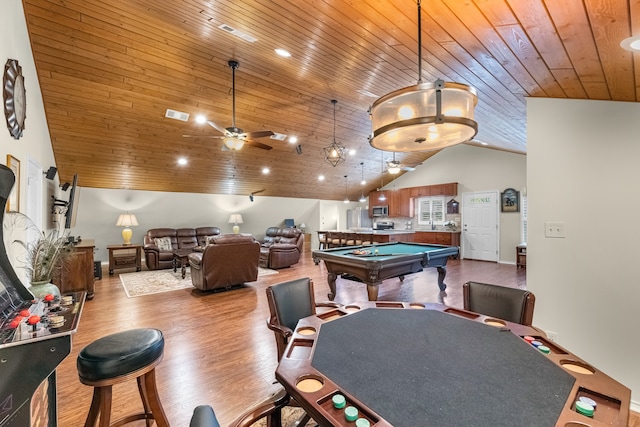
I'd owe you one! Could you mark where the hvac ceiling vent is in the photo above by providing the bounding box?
[165,109,189,122]
[218,24,258,43]
[270,133,287,141]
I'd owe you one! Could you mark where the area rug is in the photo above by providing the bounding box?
[248,406,313,427]
[119,267,278,298]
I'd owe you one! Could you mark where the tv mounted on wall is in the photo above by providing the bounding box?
[64,174,79,229]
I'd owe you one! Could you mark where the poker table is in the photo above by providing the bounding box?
[275,302,630,426]
[312,242,459,301]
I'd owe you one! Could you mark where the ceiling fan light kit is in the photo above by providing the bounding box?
[369,0,478,153]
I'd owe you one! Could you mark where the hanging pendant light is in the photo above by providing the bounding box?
[359,162,367,202]
[343,175,350,203]
[324,100,348,167]
[369,0,478,152]
[378,152,387,201]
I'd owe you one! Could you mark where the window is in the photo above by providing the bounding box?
[521,194,528,243]
[417,197,445,226]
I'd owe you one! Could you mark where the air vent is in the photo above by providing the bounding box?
[218,24,258,43]
[270,133,287,141]
[165,109,189,122]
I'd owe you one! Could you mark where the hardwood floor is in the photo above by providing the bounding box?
[53,252,637,426]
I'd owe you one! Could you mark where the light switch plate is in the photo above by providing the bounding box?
[544,222,566,238]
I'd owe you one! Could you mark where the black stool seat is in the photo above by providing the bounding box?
[77,328,169,427]
[78,328,164,382]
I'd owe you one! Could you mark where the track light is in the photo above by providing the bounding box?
[296,144,303,155]
[249,194,254,202]
[60,182,71,191]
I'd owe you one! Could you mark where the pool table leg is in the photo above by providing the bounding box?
[366,283,379,301]
[437,266,447,291]
[327,272,337,300]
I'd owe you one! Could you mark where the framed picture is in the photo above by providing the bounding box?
[6,155,20,212]
[501,188,519,212]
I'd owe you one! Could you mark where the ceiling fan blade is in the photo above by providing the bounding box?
[251,189,266,195]
[182,134,224,139]
[207,120,230,135]
[241,130,274,139]
[244,139,273,150]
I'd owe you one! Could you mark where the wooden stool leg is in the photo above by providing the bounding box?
[84,387,102,427]
[136,375,153,427]
[83,385,113,427]
[141,369,169,427]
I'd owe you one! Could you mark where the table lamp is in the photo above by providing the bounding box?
[116,213,139,245]
[299,223,307,232]
[228,214,243,234]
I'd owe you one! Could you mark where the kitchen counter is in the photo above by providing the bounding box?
[319,230,415,244]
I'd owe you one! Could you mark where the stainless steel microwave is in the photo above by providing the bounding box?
[372,206,388,217]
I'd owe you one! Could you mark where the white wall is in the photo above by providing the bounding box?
[386,144,526,263]
[528,97,640,407]
[1,0,58,232]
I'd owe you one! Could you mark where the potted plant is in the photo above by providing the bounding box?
[11,220,72,298]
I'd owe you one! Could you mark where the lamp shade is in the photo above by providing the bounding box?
[116,213,139,227]
[370,80,477,152]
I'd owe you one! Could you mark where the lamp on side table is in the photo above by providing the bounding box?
[229,214,243,234]
[116,213,139,245]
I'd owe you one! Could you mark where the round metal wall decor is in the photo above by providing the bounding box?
[3,59,26,139]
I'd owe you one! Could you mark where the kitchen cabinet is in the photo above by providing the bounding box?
[389,188,412,217]
[371,232,414,243]
[53,239,95,299]
[430,183,458,196]
[413,231,460,247]
[368,190,388,217]
[410,186,431,197]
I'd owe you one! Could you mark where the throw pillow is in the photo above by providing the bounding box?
[205,235,217,245]
[154,237,173,251]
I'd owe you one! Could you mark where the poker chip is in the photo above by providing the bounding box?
[332,394,346,409]
[537,345,551,354]
[578,396,597,408]
[575,400,594,417]
[530,340,543,347]
[523,335,535,343]
[355,418,371,427]
[344,406,358,422]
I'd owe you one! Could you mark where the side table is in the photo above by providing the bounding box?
[516,244,527,269]
[107,244,143,275]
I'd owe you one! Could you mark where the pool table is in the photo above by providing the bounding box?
[276,302,631,426]
[312,242,459,301]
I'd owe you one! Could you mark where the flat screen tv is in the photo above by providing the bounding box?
[64,174,79,229]
[284,218,295,228]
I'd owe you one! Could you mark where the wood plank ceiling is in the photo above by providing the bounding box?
[19,0,640,201]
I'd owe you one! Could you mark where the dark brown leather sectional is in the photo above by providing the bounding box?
[143,227,221,270]
[188,234,260,291]
[259,227,304,269]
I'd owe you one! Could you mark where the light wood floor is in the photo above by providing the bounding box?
[54,251,637,426]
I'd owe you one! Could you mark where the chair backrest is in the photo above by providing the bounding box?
[266,278,316,359]
[463,281,535,326]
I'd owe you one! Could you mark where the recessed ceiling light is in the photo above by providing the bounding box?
[288,136,298,144]
[621,35,640,52]
[275,48,291,57]
[318,175,325,181]
[348,149,356,155]
[177,158,188,166]
[262,167,270,174]
[195,115,207,124]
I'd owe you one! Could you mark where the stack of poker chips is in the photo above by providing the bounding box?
[575,396,597,418]
[332,394,371,426]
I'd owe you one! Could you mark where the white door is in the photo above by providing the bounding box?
[462,191,499,262]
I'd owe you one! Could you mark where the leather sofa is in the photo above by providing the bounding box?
[143,227,221,270]
[259,227,304,269]
[188,234,260,291]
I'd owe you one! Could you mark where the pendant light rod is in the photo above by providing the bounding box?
[228,60,239,130]
[417,0,422,84]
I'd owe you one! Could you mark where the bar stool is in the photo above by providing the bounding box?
[77,328,169,427]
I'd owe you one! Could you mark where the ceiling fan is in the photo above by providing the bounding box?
[249,189,265,202]
[385,153,422,174]
[183,60,274,151]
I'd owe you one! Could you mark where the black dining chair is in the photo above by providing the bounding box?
[463,281,536,326]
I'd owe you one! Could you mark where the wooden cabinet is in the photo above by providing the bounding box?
[389,188,412,218]
[430,183,458,196]
[368,191,386,217]
[53,239,95,299]
[410,186,431,197]
[371,232,414,243]
[413,232,460,247]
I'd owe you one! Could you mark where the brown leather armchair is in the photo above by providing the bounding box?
[188,234,260,291]
[259,227,304,269]
[463,281,536,326]
[144,227,220,270]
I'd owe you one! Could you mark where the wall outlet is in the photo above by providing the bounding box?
[544,222,566,238]
[546,331,559,342]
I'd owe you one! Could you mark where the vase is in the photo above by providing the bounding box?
[29,280,61,299]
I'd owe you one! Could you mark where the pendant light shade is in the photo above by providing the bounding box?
[324,100,347,167]
[369,1,478,152]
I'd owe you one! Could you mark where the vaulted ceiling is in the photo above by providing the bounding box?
[20,0,640,201]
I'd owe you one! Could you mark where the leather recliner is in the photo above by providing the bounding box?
[259,227,304,269]
[143,227,221,270]
[188,234,260,291]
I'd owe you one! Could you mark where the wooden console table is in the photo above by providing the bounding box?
[107,244,142,275]
[53,239,96,300]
